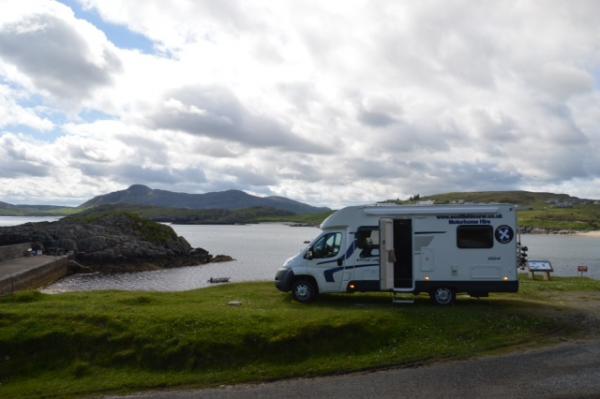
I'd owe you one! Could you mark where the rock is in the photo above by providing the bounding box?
[0,212,229,273]
[57,238,78,251]
[228,301,242,307]
[211,254,234,262]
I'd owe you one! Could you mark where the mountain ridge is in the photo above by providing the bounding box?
[80,185,330,215]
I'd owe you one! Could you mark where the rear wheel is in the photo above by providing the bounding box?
[292,278,318,303]
[430,287,455,305]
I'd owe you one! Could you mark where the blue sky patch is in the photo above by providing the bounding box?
[59,0,156,54]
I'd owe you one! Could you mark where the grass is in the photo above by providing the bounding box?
[0,207,78,217]
[54,205,330,226]
[63,210,179,245]
[0,279,586,399]
[518,205,600,231]
[515,275,600,298]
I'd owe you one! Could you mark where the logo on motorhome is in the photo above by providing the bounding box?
[495,225,514,244]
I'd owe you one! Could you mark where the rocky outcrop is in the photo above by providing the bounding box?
[0,212,232,273]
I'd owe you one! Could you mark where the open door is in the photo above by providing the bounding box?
[379,218,395,290]
[393,219,413,289]
[380,218,413,290]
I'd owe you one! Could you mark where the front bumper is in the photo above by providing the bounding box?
[275,268,294,292]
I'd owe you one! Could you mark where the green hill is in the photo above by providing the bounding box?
[417,191,580,208]
[393,191,600,232]
[66,204,332,226]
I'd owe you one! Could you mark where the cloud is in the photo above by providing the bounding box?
[0,3,120,102]
[76,161,207,185]
[147,85,329,153]
[2,1,600,208]
[0,85,54,131]
[0,133,55,177]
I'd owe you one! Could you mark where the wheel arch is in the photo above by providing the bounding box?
[292,274,320,295]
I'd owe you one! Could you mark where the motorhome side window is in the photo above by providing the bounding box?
[311,232,342,258]
[356,227,380,257]
[457,225,494,249]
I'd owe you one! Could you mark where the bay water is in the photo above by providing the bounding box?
[0,217,597,292]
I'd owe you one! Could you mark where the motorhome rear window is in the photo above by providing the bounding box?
[457,225,493,248]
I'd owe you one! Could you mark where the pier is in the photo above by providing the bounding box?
[0,243,69,295]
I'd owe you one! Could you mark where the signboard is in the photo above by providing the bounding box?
[577,265,588,273]
[528,260,553,272]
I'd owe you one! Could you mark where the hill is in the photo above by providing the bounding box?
[394,190,600,232]
[71,204,290,224]
[412,191,584,208]
[80,184,330,214]
[0,201,14,209]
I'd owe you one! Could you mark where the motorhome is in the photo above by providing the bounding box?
[275,204,520,305]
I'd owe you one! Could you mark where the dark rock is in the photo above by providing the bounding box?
[211,254,234,262]
[0,212,229,273]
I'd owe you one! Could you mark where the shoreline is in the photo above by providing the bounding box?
[574,230,600,238]
[522,230,600,237]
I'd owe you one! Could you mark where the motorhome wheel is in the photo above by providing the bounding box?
[431,287,455,305]
[292,278,317,303]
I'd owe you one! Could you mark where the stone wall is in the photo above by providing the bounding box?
[0,256,69,295]
[0,243,31,263]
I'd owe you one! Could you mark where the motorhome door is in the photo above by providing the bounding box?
[379,218,395,290]
[393,219,413,289]
[380,218,413,290]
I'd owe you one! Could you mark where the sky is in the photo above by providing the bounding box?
[0,1,600,207]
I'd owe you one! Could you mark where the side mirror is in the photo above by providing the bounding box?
[305,250,314,260]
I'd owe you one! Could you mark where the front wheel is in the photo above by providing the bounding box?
[292,278,318,303]
[430,287,455,306]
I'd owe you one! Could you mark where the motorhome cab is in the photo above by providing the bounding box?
[275,204,519,305]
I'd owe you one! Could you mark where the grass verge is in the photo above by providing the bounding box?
[0,279,592,399]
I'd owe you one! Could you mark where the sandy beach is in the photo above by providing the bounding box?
[575,231,600,238]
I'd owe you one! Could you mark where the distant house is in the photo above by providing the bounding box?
[545,198,574,208]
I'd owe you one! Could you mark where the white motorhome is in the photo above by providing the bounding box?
[275,204,519,305]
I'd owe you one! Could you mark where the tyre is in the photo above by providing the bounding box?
[430,287,456,305]
[291,278,318,303]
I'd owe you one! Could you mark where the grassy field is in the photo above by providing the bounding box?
[518,205,600,231]
[1,277,595,399]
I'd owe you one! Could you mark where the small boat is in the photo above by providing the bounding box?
[208,277,231,284]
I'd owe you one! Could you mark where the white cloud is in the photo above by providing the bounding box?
[0,85,54,131]
[0,0,600,207]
